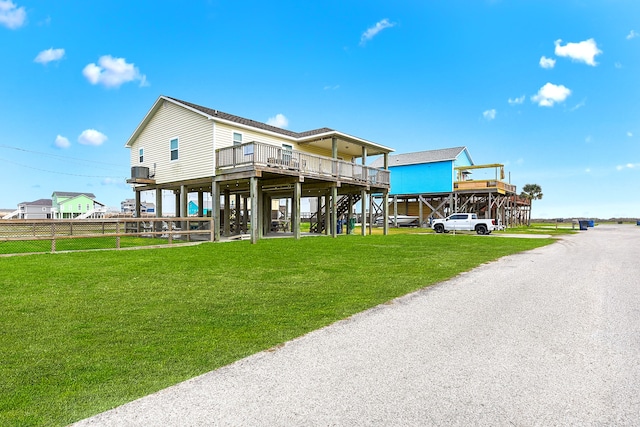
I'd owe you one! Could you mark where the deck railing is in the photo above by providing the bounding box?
[454,180,517,194]
[216,142,390,187]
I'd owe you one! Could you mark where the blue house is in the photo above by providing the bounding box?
[188,200,210,216]
[371,146,473,195]
[371,146,528,227]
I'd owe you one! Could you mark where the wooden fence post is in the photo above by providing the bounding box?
[51,223,56,253]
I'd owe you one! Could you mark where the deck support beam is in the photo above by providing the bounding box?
[293,181,301,239]
[181,185,188,230]
[383,190,389,235]
[212,181,220,242]
[249,177,258,244]
[155,188,163,218]
[198,191,204,217]
[361,189,367,236]
[331,185,338,238]
[223,189,231,237]
[235,194,241,234]
[135,190,142,219]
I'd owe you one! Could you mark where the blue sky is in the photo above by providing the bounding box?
[1,0,638,218]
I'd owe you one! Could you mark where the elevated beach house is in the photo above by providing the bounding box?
[125,96,394,243]
[371,147,530,227]
[51,191,107,219]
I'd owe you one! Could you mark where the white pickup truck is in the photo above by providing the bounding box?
[431,213,496,235]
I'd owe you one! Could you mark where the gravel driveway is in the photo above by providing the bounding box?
[74,224,640,426]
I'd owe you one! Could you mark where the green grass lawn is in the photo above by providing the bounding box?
[0,236,181,255]
[0,233,554,426]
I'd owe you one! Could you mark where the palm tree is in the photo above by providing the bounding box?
[520,184,543,226]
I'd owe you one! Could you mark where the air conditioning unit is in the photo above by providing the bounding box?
[131,166,150,179]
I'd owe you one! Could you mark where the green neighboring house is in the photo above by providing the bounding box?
[51,191,106,219]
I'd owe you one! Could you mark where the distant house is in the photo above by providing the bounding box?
[52,191,106,219]
[121,198,155,215]
[187,200,211,216]
[371,146,529,227]
[371,146,473,195]
[17,199,53,219]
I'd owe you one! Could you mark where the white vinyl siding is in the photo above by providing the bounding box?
[128,99,358,185]
[128,100,214,184]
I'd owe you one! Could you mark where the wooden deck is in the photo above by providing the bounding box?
[454,180,517,194]
[216,142,390,189]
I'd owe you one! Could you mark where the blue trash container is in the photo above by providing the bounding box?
[336,220,343,234]
[637,220,640,226]
[579,220,588,230]
[588,220,594,227]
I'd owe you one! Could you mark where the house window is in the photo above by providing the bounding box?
[170,138,179,161]
[233,132,242,146]
[87,204,90,210]
[78,204,82,211]
[139,148,144,163]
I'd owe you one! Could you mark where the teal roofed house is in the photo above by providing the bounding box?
[51,191,107,219]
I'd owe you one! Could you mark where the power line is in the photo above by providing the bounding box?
[0,144,125,167]
[0,157,127,179]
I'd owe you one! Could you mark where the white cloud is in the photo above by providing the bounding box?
[360,18,395,46]
[0,0,26,29]
[585,168,591,173]
[83,55,148,88]
[323,84,340,91]
[267,113,289,128]
[585,135,592,143]
[554,38,602,66]
[539,56,556,69]
[78,129,108,146]
[508,95,525,105]
[570,99,586,111]
[627,132,633,137]
[627,30,638,40]
[34,48,65,64]
[54,135,70,149]
[531,82,571,107]
[615,62,623,69]
[483,109,496,121]
[616,163,639,171]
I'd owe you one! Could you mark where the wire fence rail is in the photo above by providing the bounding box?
[0,217,213,255]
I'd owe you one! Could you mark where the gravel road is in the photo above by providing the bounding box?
[74,224,640,426]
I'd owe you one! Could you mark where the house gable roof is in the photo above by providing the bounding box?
[125,96,393,156]
[52,191,96,199]
[370,146,472,168]
[19,198,52,207]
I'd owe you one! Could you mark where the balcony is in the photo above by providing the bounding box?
[454,180,517,194]
[454,163,516,194]
[216,142,390,188]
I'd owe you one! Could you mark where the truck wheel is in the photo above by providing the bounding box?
[434,224,444,233]
[476,225,487,235]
